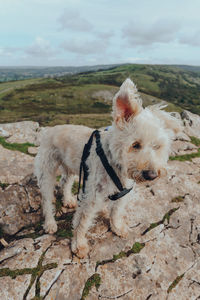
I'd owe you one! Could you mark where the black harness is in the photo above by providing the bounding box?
[77,130,133,201]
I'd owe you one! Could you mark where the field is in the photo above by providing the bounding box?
[0,63,200,127]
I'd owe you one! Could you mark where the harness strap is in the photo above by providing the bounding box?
[94,131,132,200]
[77,130,132,201]
[77,130,98,199]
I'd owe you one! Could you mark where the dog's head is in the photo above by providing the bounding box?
[111,78,182,182]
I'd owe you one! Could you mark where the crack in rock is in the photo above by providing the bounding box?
[81,273,101,300]
[95,242,145,271]
[141,207,179,236]
[189,279,200,289]
[98,288,134,299]
[22,243,57,299]
[167,273,185,293]
[43,269,64,299]
[0,242,57,300]
[145,294,152,300]
[167,259,200,295]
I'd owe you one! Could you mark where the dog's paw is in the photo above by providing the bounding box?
[63,196,77,209]
[71,236,89,258]
[110,221,129,239]
[43,220,58,234]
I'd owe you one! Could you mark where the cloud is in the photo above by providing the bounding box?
[179,30,200,47]
[60,32,111,55]
[0,46,22,57]
[61,38,104,55]
[0,47,13,57]
[25,37,56,57]
[58,9,93,32]
[123,18,182,47]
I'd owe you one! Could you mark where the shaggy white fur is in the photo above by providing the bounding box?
[34,78,181,258]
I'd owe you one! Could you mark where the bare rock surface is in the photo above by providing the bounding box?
[0,175,41,235]
[92,90,115,102]
[181,110,200,138]
[0,121,39,144]
[0,145,34,184]
[0,117,200,300]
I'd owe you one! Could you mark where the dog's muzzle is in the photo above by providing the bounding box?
[142,170,158,181]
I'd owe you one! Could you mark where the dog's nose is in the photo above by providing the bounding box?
[142,170,158,180]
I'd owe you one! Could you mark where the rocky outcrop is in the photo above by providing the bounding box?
[181,110,200,139]
[0,121,39,144]
[0,175,41,235]
[0,145,34,184]
[0,111,200,300]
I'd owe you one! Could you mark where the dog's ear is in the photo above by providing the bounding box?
[112,78,143,128]
[149,104,183,134]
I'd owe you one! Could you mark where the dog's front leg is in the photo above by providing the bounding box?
[71,192,102,258]
[110,188,134,238]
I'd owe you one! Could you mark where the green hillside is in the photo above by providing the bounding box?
[59,64,200,114]
[0,63,200,127]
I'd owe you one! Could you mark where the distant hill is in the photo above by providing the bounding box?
[0,63,200,127]
[58,64,200,115]
[174,65,200,73]
[0,65,118,82]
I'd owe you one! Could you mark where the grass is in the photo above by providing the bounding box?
[95,242,145,270]
[171,196,184,203]
[170,149,200,162]
[0,78,42,95]
[59,64,200,115]
[56,213,74,239]
[0,245,57,300]
[81,273,101,300]
[0,182,9,190]
[1,63,195,127]
[189,136,200,146]
[0,82,115,126]
[48,113,112,128]
[170,136,200,161]
[142,207,179,235]
[0,136,36,155]
[167,274,184,293]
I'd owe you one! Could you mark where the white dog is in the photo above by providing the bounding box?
[34,78,181,258]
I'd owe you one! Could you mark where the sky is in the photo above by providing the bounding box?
[0,0,200,67]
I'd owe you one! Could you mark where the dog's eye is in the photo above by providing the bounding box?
[132,142,141,150]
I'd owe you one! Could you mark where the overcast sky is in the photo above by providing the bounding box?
[1,0,200,66]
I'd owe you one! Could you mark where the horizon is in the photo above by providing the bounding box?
[1,62,200,69]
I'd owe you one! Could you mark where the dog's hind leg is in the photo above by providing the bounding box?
[35,147,59,234]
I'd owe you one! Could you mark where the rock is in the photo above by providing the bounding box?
[92,90,115,102]
[171,140,198,155]
[0,121,39,144]
[0,175,41,235]
[28,146,38,155]
[46,262,95,300]
[0,145,34,184]
[0,127,10,138]
[175,131,191,142]
[181,110,200,138]
[0,236,56,300]
[0,275,31,300]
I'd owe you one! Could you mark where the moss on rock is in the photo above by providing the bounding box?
[81,273,101,300]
